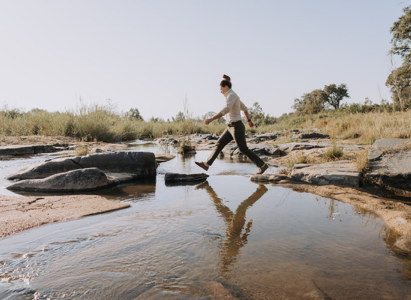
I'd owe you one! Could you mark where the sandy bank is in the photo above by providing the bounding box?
[278,179,411,253]
[0,195,130,239]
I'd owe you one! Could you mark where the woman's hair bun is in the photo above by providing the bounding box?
[222,74,231,82]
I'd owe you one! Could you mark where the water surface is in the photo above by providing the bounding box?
[0,142,410,299]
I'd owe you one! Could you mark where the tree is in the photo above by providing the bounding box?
[292,89,327,115]
[172,111,185,122]
[386,62,411,111]
[127,108,143,121]
[248,102,276,126]
[391,6,411,62]
[203,111,226,124]
[323,84,350,109]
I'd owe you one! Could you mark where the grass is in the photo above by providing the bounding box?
[2,103,411,145]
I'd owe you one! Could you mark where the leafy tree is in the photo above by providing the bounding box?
[386,62,411,111]
[391,6,411,62]
[127,108,143,121]
[292,89,327,115]
[203,111,226,124]
[248,102,276,126]
[323,84,350,109]
[172,111,185,122]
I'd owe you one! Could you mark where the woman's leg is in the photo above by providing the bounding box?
[206,128,233,166]
[231,122,265,168]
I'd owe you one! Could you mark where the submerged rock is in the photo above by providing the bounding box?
[291,160,361,187]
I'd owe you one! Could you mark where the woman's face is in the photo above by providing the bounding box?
[220,85,229,94]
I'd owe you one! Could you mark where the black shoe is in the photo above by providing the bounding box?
[195,161,209,171]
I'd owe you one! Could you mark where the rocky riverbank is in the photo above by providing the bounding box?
[1,132,411,251]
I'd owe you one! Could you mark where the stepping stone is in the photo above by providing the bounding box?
[164,173,209,182]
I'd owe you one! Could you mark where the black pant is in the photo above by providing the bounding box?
[206,121,264,168]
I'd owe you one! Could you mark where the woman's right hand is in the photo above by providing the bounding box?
[205,118,212,125]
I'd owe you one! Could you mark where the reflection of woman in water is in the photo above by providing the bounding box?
[196,181,268,272]
[195,75,268,175]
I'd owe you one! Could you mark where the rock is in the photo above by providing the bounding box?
[6,157,82,180]
[155,153,176,163]
[292,132,330,139]
[232,143,281,158]
[0,144,56,156]
[366,138,411,193]
[7,168,110,192]
[250,173,286,182]
[291,160,361,187]
[67,152,157,177]
[0,194,130,238]
[164,173,209,182]
[6,152,157,180]
[278,142,325,152]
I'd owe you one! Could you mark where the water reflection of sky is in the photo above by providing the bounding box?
[0,142,410,299]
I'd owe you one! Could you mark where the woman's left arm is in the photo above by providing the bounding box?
[244,111,254,128]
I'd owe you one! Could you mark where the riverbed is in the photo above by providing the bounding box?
[0,143,411,299]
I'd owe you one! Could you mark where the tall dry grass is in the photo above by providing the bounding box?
[0,103,227,142]
[1,103,411,144]
[259,110,411,145]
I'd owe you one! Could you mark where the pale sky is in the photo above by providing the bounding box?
[0,0,405,120]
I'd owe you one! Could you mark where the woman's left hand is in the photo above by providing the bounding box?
[248,120,254,128]
[205,118,213,125]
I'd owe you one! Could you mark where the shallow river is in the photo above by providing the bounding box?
[0,142,411,299]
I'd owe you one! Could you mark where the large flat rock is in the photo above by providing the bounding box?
[366,139,411,193]
[6,151,157,180]
[0,194,130,239]
[291,160,361,187]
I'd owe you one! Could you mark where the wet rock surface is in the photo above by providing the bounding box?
[291,160,361,187]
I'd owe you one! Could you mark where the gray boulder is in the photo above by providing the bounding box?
[366,139,411,192]
[6,157,82,180]
[7,168,110,192]
[6,152,156,180]
[291,160,361,187]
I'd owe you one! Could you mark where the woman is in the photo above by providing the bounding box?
[195,75,268,174]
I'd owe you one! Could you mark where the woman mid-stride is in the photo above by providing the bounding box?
[195,75,269,175]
